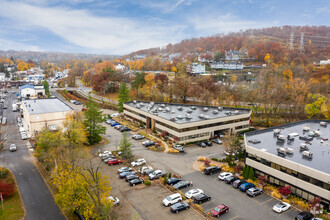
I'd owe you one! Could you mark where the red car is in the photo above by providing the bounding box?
[108,159,122,166]
[210,204,229,217]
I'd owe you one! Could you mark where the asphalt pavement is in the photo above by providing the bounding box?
[0,90,65,220]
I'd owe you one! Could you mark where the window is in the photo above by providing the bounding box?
[269,177,274,184]
[302,191,308,200]
[296,189,302,197]
[274,178,279,185]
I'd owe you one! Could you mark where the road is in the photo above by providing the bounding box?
[0,90,65,220]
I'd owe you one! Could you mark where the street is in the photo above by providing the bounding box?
[0,90,65,220]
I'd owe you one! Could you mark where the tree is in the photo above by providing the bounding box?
[132,72,146,89]
[0,180,15,197]
[63,112,87,149]
[119,132,133,162]
[248,167,255,180]
[42,80,50,97]
[305,93,329,119]
[242,166,249,179]
[83,97,106,145]
[117,83,130,113]
[278,186,291,197]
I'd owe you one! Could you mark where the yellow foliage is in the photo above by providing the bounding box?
[168,148,179,153]
[283,69,293,81]
[247,179,259,187]
[271,190,281,199]
[209,163,217,167]
[200,165,206,171]
[264,53,271,62]
[282,199,290,204]
[193,203,203,212]
[171,66,177,73]
[197,157,206,161]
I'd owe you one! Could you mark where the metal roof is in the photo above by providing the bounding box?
[245,120,330,174]
[23,98,73,115]
[125,101,251,124]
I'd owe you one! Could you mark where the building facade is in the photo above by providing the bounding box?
[211,62,243,70]
[124,101,251,144]
[20,84,45,99]
[244,120,330,210]
[186,63,206,75]
[21,98,74,136]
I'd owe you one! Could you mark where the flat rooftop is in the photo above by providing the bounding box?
[23,98,73,115]
[125,101,251,124]
[245,120,330,174]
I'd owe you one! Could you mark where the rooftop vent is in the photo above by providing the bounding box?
[320,121,327,127]
[218,107,223,111]
[225,111,231,115]
[203,107,208,111]
[133,100,137,104]
[176,115,183,120]
[187,109,193,113]
[178,106,183,111]
[300,143,309,151]
[273,129,281,136]
[158,107,163,112]
[234,110,239,115]
[302,151,313,159]
[191,106,196,110]
[165,107,170,112]
[213,110,218,114]
[170,116,176,121]
[199,114,205,119]
[287,133,299,140]
[277,135,285,142]
[160,104,165,108]
[248,139,261,144]
[303,126,310,131]
[185,114,192,119]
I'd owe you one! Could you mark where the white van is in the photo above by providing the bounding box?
[19,127,26,133]
[162,193,182,206]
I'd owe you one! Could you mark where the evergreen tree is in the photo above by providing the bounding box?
[83,96,106,145]
[119,132,133,162]
[42,80,50,97]
[242,166,248,179]
[248,167,255,180]
[132,72,146,89]
[117,82,130,113]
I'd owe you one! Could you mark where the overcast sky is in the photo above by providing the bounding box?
[0,0,329,54]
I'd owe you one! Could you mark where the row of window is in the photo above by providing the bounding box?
[178,132,210,141]
[255,170,329,209]
[247,154,330,191]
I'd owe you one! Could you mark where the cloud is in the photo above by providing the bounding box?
[0,38,41,51]
[190,13,267,35]
[0,0,185,54]
[163,0,185,13]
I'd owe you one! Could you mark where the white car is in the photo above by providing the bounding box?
[131,158,146,167]
[70,99,76,104]
[148,170,164,180]
[272,202,291,213]
[218,172,233,180]
[162,193,182,206]
[184,189,204,199]
[98,151,111,157]
[107,196,120,206]
[132,134,144,140]
[9,144,17,152]
[111,113,120,118]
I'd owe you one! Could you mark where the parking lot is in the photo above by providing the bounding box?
[92,112,299,220]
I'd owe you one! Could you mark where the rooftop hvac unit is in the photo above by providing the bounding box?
[136,104,141,108]
[186,109,193,113]
[234,110,239,114]
[213,110,218,114]
[299,136,313,141]
[225,111,231,115]
[158,108,163,112]
[307,132,315,137]
[313,131,320,136]
[218,107,223,111]
[204,115,210,119]
[320,121,327,127]
[300,143,309,151]
[277,147,287,154]
[286,147,294,154]
[277,135,285,142]
[178,106,183,111]
[176,115,183,120]
[133,100,137,104]
[139,102,145,106]
[273,129,281,136]
[171,111,175,114]
[170,116,176,121]
[203,107,208,111]
[191,106,197,110]
[165,107,170,112]
[154,113,158,116]
[160,104,166,108]
[302,151,313,159]
[287,133,299,140]
[185,114,192,119]
[199,114,205,119]
[303,126,310,131]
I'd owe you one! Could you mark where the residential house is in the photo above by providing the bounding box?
[186,63,205,75]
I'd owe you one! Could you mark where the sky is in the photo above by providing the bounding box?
[0,0,329,55]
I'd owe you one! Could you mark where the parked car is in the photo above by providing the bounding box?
[148,170,164,180]
[132,134,144,140]
[9,144,17,152]
[204,166,221,175]
[125,175,139,182]
[246,187,263,197]
[272,202,291,213]
[74,101,82,105]
[212,139,223,144]
[107,196,120,206]
[162,193,182,206]
[197,142,206,148]
[239,183,255,192]
[139,166,153,175]
[295,212,313,220]
[70,99,76,104]
[2,117,7,125]
[218,172,233,180]
[119,171,135,179]
[184,189,203,199]
[142,140,155,147]
[167,178,182,185]
[129,178,144,186]
[115,125,124,130]
[232,179,246,188]
[173,145,184,152]
[3,105,7,109]
[131,158,146,167]
[111,113,120,118]
[105,119,113,124]
[192,193,211,204]
[170,202,190,213]
[204,141,212,146]
[210,204,229,217]
[104,156,117,163]
[99,151,111,157]
[173,180,192,190]
[224,176,239,184]
[118,167,133,174]
[120,127,131,132]
[110,122,120,127]
[108,159,122,166]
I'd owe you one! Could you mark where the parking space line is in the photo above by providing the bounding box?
[230,215,239,220]
[204,208,214,213]
[200,200,212,206]
[260,198,273,204]
[279,208,293,216]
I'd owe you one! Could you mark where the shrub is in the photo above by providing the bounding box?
[211,157,219,162]
[271,190,281,199]
[0,180,15,197]
[161,131,168,138]
[200,165,206,171]
[209,163,217,167]
[204,159,211,167]
[168,148,179,153]
[178,190,186,200]
[144,178,151,186]
[278,186,291,197]
[0,167,9,179]
[282,199,291,204]
[193,204,203,212]
[168,172,172,179]
[197,157,206,161]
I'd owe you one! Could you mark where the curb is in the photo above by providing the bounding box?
[7,169,26,220]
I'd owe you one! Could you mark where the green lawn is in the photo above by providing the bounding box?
[0,190,25,220]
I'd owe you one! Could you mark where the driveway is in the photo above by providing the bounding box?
[0,90,65,220]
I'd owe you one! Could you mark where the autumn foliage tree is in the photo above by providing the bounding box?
[0,180,15,197]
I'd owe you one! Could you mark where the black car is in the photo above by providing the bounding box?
[224,176,239,184]
[119,171,135,179]
[170,202,190,213]
[197,142,206,148]
[117,167,133,174]
[167,178,182,185]
[173,180,192,190]
[295,212,313,220]
[232,179,246,188]
[205,141,212,146]
[193,193,211,204]
[129,178,144,186]
[120,127,131,132]
[74,101,82,105]
[204,166,221,175]
[125,175,139,182]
